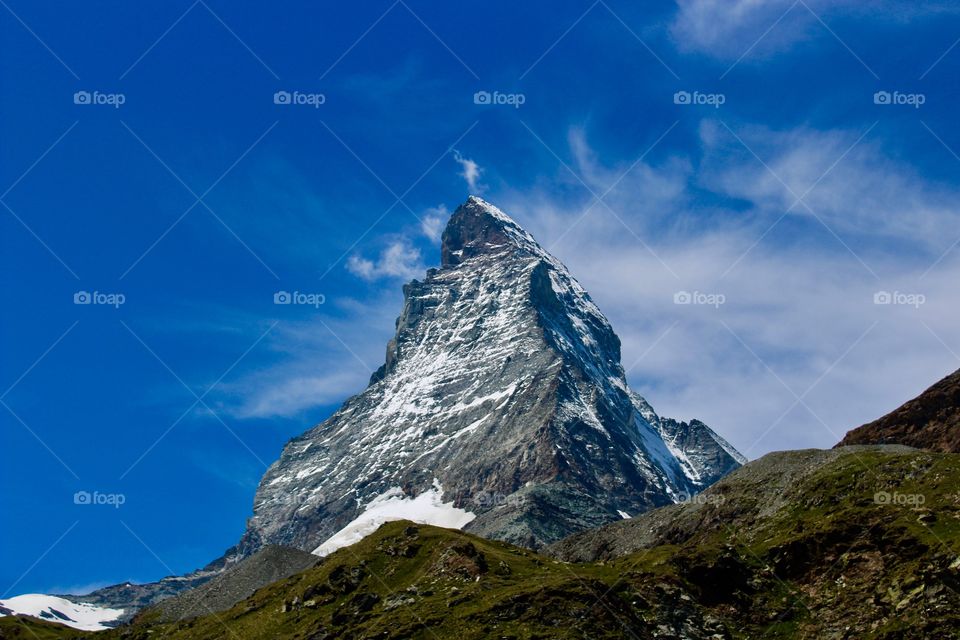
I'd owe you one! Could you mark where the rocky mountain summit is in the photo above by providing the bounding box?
[238,196,744,555]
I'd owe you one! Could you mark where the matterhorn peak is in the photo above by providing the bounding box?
[238,197,744,556]
[441,196,536,267]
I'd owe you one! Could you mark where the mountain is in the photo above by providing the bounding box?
[837,368,960,453]
[237,196,743,556]
[15,445,958,639]
[1,196,743,629]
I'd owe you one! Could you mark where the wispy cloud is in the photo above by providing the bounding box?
[420,205,449,244]
[697,120,960,253]
[346,240,424,281]
[214,296,401,420]
[670,0,958,59]
[453,149,483,192]
[230,370,368,419]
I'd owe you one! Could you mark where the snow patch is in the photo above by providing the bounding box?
[312,481,475,557]
[0,594,124,631]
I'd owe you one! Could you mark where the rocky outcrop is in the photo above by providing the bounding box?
[837,368,960,453]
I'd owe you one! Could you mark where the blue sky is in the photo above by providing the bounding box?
[3,0,960,595]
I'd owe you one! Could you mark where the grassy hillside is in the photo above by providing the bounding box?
[4,447,958,639]
[0,616,89,639]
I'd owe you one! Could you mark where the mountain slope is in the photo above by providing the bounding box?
[240,196,743,555]
[837,368,960,453]
[545,445,960,637]
[150,546,319,622]
[7,446,959,638]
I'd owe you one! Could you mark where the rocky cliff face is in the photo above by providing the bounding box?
[238,197,743,553]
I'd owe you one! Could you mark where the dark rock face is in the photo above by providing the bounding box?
[240,196,744,554]
[837,368,960,453]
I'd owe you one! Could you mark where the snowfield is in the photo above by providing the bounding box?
[0,594,123,630]
[313,480,476,557]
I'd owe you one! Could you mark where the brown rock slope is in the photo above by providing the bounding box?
[837,368,960,453]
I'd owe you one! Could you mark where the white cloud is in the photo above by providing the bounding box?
[670,0,958,59]
[671,0,811,58]
[420,205,448,244]
[346,240,424,281]
[232,371,368,419]
[215,294,401,420]
[696,120,960,253]
[453,149,483,192]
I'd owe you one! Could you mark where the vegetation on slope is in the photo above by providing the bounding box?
[3,447,958,639]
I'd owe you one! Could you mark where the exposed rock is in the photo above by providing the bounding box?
[837,368,960,452]
[149,545,318,622]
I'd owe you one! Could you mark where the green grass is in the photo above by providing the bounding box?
[8,449,960,639]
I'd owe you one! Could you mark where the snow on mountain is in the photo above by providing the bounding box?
[0,594,123,630]
[313,480,476,556]
[236,196,746,554]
